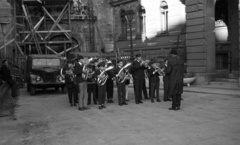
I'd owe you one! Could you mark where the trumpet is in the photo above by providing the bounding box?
[153,66,163,74]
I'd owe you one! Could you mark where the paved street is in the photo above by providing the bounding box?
[0,86,240,145]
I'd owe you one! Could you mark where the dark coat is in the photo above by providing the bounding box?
[165,56,184,95]
[73,61,85,83]
[131,60,146,81]
[147,66,160,83]
[163,62,170,81]
[0,65,15,86]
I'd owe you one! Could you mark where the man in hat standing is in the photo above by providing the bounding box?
[0,60,18,98]
[131,54,146,104]
[74,55,90,111]
[165,49,184,110]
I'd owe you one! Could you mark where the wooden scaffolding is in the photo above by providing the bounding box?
[15,0,75,57]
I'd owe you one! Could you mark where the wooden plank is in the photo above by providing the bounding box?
[14,41,25,57]
[42,4,70,40]
[45,45,59,55]
[19,30,71,33]
[58,44,79,55]
[0,39,15,50]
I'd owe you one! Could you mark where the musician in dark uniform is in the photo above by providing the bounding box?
[87,64,97,105]
[106,59,114,103]
[74,55,90,111]
[114,60,127,106]
[93,61,107,109]
[62,60,78,106]
[0,60,18,98]
[147,60,161,102]
[165,49,184,110]
[131,54,146,104]
[163,58,171,101]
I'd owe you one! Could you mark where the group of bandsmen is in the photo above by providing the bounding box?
[62,49,184,111]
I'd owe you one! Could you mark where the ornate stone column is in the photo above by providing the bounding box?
[185,0,215,84]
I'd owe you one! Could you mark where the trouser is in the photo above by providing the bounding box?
[133,79,144,103]
[78,81,88,108]
[163,80,170,100]
[150,82,160,101]
[67,83,78,104]
[6,79,18,98]
[148,79,151,98]
[98,84,106,105]
[125,84,129,99]
[87,83,97,104]
[106,79,114,100]
[117,83,126,104]
[171,93,182,108]
[142,79,148,99]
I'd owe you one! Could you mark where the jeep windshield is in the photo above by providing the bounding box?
[32,58,61,68]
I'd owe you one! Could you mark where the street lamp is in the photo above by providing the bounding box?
[125,9,135,60]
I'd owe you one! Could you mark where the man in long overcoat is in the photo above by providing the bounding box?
[165,49,184,110]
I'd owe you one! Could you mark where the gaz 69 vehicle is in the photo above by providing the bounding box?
[26,55,66,95]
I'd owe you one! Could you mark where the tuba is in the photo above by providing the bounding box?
[82,58,93,80]
[116,63,131,84]
[97,66,114,86]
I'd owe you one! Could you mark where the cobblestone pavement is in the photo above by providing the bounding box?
[0,87,240,145]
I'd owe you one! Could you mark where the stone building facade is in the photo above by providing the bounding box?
[109,0,240,84]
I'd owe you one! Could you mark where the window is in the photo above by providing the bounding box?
[139,6,146,35]
[120,10,128,38]
[160,1,168,32]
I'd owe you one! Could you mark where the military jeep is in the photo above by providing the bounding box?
[26,54,66,95]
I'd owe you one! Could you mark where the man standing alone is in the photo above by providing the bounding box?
[165,49,184,110]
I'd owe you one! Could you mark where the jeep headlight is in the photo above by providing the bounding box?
[30,75,43,84]
[36,76,41,82]
[57,75,65,83]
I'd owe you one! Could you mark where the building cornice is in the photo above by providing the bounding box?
[109,0,138,7]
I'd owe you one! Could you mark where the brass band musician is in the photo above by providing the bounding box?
[147,60,162,102]
[62,60,78,106]
[114,60,128,106]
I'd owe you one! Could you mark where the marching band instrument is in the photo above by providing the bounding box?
[82,58,93,80]
[97,66,114,86]
[116,63,131,84]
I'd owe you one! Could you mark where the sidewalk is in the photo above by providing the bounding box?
[128,80,240,97]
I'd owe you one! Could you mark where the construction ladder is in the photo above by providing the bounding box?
[22,4,42,54]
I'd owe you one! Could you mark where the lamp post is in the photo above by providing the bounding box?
[125,9,134,60]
